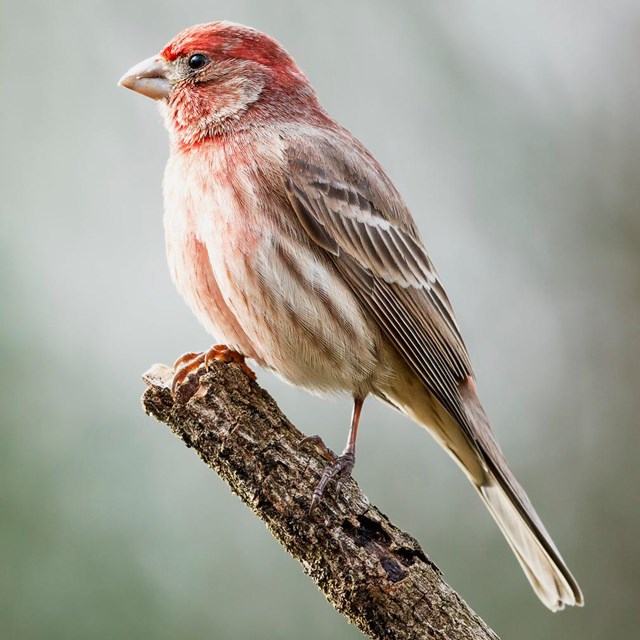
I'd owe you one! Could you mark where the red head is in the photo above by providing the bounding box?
[120,22,328,147]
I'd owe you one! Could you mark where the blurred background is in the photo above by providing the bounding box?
[1,1,638,638]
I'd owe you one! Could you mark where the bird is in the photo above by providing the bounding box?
[119,21,583,611]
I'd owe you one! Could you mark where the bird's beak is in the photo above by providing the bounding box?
[118,55,170,100]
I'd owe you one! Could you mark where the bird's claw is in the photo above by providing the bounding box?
[171,344,255,395]
[309,450,356,513]
[205,345,256,380]
[298,434,324,450]
[171,352,206,394]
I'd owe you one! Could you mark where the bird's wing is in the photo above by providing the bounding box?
[283,134,484,451]
[283,132,583,610]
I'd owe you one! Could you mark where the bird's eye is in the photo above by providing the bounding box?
[187,53,209,70]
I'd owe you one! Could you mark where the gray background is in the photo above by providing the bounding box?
[1,1,638,638]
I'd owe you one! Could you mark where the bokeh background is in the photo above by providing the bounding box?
[2,1,638,638]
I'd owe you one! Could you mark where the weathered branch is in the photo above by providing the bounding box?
[142,360,499,640]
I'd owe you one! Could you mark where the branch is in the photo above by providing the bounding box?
[142,360,499,640]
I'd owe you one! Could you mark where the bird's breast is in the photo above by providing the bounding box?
[162,144,262,358]
[162,137,387,394]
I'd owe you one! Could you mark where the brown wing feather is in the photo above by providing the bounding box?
[284,150,480,446]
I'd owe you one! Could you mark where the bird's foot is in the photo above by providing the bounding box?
[299,397,363,513]
[171,344,255,395]
[171,352,206,394]
[305,446,355,512]
[204,345,256,380]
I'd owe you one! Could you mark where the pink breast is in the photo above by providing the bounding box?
[168,232,260,361]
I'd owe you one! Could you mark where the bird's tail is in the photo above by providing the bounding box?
[475,472,582,610]
[380,364,583,609]
[458,379,584,611]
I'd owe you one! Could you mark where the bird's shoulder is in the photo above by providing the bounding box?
[264,122,421,240]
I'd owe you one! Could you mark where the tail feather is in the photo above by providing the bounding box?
[477,475,583,610]
[459,378,583,610]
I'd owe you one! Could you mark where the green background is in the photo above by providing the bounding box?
[1,1,638,638]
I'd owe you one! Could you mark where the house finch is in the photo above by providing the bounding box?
[119,22,583,610]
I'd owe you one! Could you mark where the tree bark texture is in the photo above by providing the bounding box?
[142,360,499,640]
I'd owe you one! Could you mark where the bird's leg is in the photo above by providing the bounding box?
[308,396,365,512]
[171,344,256,394]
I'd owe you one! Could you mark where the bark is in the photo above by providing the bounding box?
[142,360,499,640]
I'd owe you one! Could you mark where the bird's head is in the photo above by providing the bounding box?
[119,22,325,148]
